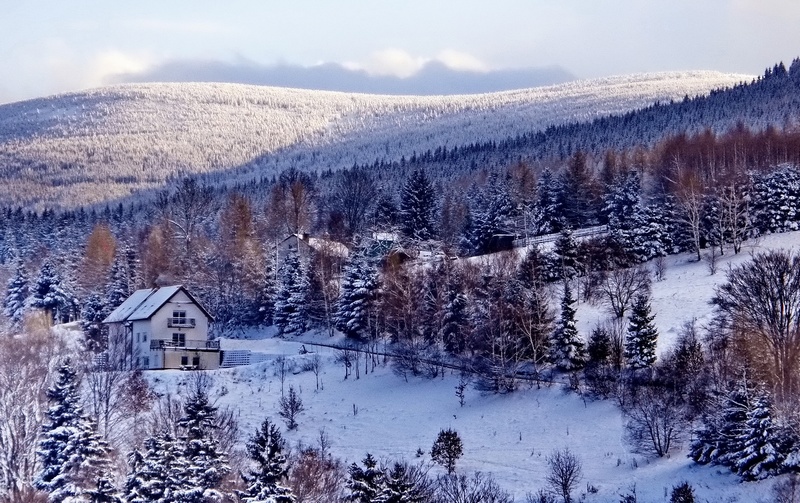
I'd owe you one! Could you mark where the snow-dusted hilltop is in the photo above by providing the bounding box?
[0,72,749,210]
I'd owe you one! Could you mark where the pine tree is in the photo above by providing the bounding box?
[624,294,658,369]
[559,151,598,228]
[550,282,585,372]
[124,432,181,503]
[604,170,643,242]
[34,359,116,503]
[587,326,612,367]
[346,453,384,503]
[239,418,296,503]
[733,390,782,480]
[334,247,379,340]
[172,383,230,503]
[430,428,463,475]
[29,259,73,324]
[536,167,563,233]
[440,280,467,355]
[4,259,28,329]
[273,247,309,337]
[690,376,753,467]
[105,253,131,312]
[399,169,437,241]
[375,462,426,503]
[552,228,580,281]
[670,482,696,503]
[81,292,109,353]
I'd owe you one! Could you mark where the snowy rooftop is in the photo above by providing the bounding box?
[102,285,184,323]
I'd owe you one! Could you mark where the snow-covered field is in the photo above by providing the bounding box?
[0,71,749,209]
[145,231,799,502]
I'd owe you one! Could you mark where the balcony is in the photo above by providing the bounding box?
[150,339,219,350]
[167,317,196,328]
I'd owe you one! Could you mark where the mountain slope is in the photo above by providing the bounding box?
[0,71,749,210]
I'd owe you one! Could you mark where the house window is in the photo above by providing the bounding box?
[142,333,147,342]
[181,356,188,366]
[192,356,200,367]
[173,310,187,322]
[136,332,140,343]
[172,333,185,347]
[142,357,150,369]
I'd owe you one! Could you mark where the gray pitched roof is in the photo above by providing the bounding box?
[102,285,213,324]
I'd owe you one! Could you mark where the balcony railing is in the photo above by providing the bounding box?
[167,317,196,328]
[151,339,219,350]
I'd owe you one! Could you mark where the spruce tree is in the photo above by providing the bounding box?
[550,282,585,372]
[624,294,658,369]
[375,462,426,503]
[34,359,117,503]
[334,247,379,340]
[124,432,182,503]
[536,167,563,233]
[552,228,580,281]
[29,259,72,324]
[172,383,230,502]
[273,247,309,337]
[4,259,28,329]
[239,418,296,503]
[81,292,109,353]
[440,280,467,355]
[733,390,782,480]
[346,453,384,503]
[399,169,437,241]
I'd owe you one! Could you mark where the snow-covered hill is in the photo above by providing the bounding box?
[0,72,749,210]
[148,231,800,502]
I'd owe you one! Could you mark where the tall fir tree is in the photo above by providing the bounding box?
[440,277,468,355]
[273,247,310,337]
[334,247,379,340]
[624,294,658,369]
[34,359,118,503]
[4,258,28,329]
[80,292,109,352]
[536,167,563,233]
[239,418,296,503]
[399,169,437,241]
[550,282,585,371]
[552,228,580,281]
[559,151,598,228]
[124,431,184,503]
[733,390,782,480]
[29,259,73,324]
[171,383,230,503]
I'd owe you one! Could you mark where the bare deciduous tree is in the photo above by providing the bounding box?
[623,386,688,457]
[288,446,345,503]
[436,471,514,503]
[712,250,800,403]
[600,265,651,319]
[0,330,62,503]
[545,448,582,503]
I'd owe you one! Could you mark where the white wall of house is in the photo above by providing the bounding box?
[149,290,210,344]
[131,319,153,369]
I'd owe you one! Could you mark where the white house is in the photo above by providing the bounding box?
[102,285,218,370]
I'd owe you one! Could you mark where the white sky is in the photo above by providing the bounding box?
[1,0,799,103]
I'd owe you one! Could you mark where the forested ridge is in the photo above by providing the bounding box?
[3,60,800,502]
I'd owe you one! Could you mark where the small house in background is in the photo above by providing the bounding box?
[103,285,218,370]
[276,233,349,263]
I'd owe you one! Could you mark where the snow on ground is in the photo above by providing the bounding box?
[149,231,799,502]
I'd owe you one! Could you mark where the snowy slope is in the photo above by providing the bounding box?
[0,71,749,210]
[146,231,800,502]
